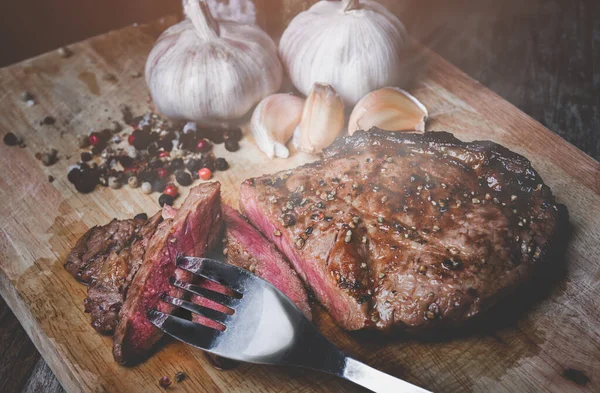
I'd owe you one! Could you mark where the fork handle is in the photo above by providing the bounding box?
[341,357,432,393]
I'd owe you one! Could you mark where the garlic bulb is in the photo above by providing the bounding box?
[279,0,408,107]
[294,83,344,154]
[146,0,282,125]
[348,87,428,135]
[251,94,305,159]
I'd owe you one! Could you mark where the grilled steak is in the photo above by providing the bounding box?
[84,212,163,334]
[65,218,144,283]
[221,205,312,319]
[240,130,568,332]
[113,183,222,365]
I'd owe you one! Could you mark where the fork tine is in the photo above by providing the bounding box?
[160,294,231,324]
[148,309,222,350]
[170,277,238,308]
[177,256,248,294]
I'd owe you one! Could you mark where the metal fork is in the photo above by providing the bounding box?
[148,256,432,393]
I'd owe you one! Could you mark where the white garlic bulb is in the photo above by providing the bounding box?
[293,83,345,154]
[146,0,282,125]
[251,94,305,159]
[279,0,409,107]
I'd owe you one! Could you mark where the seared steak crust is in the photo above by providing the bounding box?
[84,212,163,334]
[64,218,144,283]
[241,130,568,331]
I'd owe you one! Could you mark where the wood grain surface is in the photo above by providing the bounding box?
[0,14,599,393]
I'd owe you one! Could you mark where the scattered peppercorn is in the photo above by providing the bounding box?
[224,128,242,142]
[175,170,193,186]
[195,138,211,152]
[215,157,229,171]
[155,168,168,178]
[197,155,214,172]
[128,176,139,188]
[41,149,58,166]
[159,376,172,388]
[80,151,92,162]
[41,116,56,126]
[159,193,175,207]
[3,132,19,146]
[108,176,121,189]
[224,138,240,152]
[153,178,167,193]
[175,372,186,383]
[134,212,148,220]
[141,182,152,194]
[198,168,212,180]
[205,128,225,144]
[48,175,55,183]
[186,159,201,172]
[169,158,184,170]
[164,183,178,198]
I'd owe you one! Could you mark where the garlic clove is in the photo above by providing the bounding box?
[251,93,305,159]
[294,83,345,154]
[348,87,428,135]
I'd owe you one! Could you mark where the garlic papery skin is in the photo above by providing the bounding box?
[251,94,305,159]
[146,0,282,125]
[293,83,345,154]
[348,87,428,135]
[279,0,408,107]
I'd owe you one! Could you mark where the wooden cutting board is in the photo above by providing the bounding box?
[0,16,598,393]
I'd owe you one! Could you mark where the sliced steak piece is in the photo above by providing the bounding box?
[240,130,568,332]
[113,183,222,365]
[65,218,144,283]
[84,212,163,334]
[219,205,312,319]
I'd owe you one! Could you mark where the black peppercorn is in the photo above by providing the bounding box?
[118,155,134,168]
[80,151,92,162]
[147,142,159,156]
[134,213,148,220]
[4,132,19,146]
[169,158,184,170]
[138,170,156,183]
[153,178,167,193]
[69,164,99,194]
[157,139,171,152]
[175,371,186,383]
[199,154,215,171]
[224,127,242,142]
[91,145,103,155]
[215,157,229,171]
[67,167,82,184]
[130,129,155,150]
[282,213,296,227]
[175,170,193,187]
[148,158,163,169]
[205,128,225,144]
[180,132,198,150]
[159,193,175,207]
[42,116,56,125]
[186,158,202,172]
[224,139,240,152]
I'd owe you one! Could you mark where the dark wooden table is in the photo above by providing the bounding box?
[1,1,598,392]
